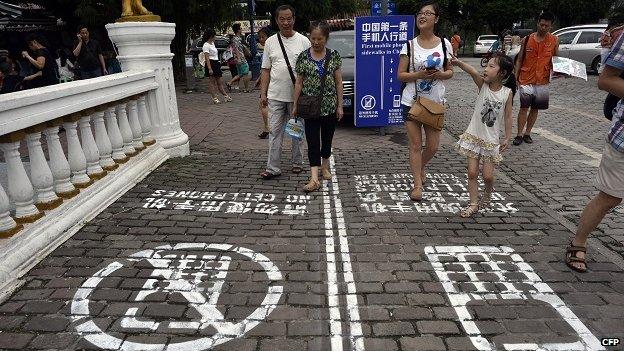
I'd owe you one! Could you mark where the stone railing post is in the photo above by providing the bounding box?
[115,101,137,157]
[0,133,43,223]
[63,116,92,188]
[25,127,62,210]
[44,123,79,199]
[138,95,156,146]
[126,98,146,152]
[0,182,20,238]
[92,107,118,171]
[106,22,189,157]
[105,105,128,164]
[78,110,106,180]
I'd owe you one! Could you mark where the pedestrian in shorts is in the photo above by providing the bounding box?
[565,32,624,273]
[513,12,559,146]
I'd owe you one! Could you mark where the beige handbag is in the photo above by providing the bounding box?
[405,38,447,130]
[407,96,445,130]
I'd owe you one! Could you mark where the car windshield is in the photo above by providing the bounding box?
[327,33,355,58]
[479,35,498,41]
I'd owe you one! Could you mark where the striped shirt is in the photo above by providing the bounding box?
[605,33,624,152]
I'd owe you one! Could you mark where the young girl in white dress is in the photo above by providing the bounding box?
[451,53,516,218]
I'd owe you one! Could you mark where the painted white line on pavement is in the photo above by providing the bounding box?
[549,104,605,122]
[329,156,365,351]
[532,128,602,164]
[322,176,345,351]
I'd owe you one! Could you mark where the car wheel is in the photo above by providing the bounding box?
[591,56,601,74]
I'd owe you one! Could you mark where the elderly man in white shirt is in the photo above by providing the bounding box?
[259,5,311,180]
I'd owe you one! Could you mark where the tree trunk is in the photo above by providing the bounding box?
[172,22,188,82]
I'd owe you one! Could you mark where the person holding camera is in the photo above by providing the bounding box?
[73,25,107,79]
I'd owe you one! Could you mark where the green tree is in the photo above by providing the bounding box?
[461,0,541,35]
[545,0,612,28]
[262,0,360,32]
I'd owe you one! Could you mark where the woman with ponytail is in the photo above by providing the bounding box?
[450,53,515,218]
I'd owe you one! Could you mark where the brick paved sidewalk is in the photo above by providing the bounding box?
[0,67,622,350]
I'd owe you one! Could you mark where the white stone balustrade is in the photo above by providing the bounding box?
[0,24,182,295]
[0,92,161,238]
[107,22,189,157]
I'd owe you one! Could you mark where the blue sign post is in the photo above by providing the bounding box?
[371,1,396,15]
[354,16,415,128]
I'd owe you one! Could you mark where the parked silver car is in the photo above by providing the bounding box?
[553,24,607,73]
[326,30,355,123]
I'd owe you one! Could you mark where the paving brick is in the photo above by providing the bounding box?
[445,336,478,351]
[400,336,446,351]
[287,293,324,306]
[23,315,69,332]
[247,322,287,336]
[372,321,415,336]
[0,332,35,349]
[29,333,77,349]
[0,315,25,330]
[416,321,461,335]
[363,338,399,351]
[143,304,187,318]
[260,339,307,351]
[19,300,65,314]
[288,320,328,336]
[392,306,434,320]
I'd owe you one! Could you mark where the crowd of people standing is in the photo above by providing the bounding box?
[0,25,121,95]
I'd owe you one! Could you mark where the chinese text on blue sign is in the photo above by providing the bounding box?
[355,16,415,127]
[371,1,396,15]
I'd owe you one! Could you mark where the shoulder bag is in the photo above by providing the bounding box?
[277,33,297,85]
[296,49,332,120]
[407,37,447,130]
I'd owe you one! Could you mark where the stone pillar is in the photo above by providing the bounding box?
[106,22,190,157]
[0,134,43,223]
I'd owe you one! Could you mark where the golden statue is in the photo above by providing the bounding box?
[118,0,161,22]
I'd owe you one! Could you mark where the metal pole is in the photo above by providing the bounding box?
[379,0,389,136]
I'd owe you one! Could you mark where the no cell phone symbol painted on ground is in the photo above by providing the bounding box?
[70,243,283,350]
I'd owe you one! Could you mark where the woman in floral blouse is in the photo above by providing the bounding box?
[292,21,344,193]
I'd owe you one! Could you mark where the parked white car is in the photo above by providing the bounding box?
[474,35,499,56]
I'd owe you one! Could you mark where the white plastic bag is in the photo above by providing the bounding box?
[285,118,305,141]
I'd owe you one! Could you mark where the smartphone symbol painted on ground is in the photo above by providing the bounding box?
[426,246,605,351]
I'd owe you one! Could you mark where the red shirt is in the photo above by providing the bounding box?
[519,33,558,86]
